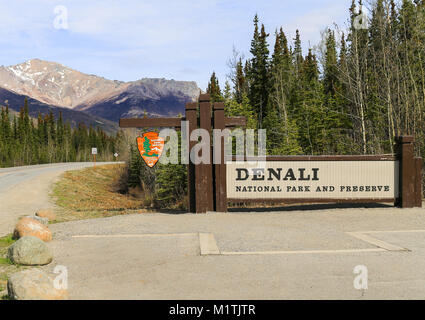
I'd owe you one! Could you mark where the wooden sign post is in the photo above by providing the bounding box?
[119,94,246,213]
[120,94,422,213]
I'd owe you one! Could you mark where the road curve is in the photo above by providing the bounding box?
[0,162,120,237]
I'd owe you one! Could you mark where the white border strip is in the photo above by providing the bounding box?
[221,248,386,255]
[71,229,423,256]
[72,233,197,239]
[199,233,220,255]
[355,230,425,234]
[347,232,408,252]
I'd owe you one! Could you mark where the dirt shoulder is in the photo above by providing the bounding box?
[50,164,151,223]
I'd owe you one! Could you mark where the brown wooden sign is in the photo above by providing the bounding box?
[120,94,246,213]
[120,94,422,213]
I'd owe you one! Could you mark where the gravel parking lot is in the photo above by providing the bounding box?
[42,205,425,299]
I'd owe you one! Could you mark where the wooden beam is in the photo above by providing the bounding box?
[119,116,246,129]
[214,102,227,213]
[225,155,397,162]
[396,136,416,208]
[119,118,183,128]
[199,101,214,213]
[415,157,423,208]
[227,198,396,205]
[224,117,246,128]
[199,94,211,102]
[186,102,198,213]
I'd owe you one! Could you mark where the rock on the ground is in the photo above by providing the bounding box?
[24,215,49,226]
[13,217,52,242]
[7,269,68,300]
[35,209,56,221]
[7,236,53,266]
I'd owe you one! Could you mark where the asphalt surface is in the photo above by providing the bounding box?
[0,162,119,236]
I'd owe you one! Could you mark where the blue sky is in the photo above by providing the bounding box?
[0,0,351,89]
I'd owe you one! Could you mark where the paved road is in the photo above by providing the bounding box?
[43,205,425,300]
[0,162,118,237]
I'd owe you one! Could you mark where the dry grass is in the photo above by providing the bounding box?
[51,164,151,223]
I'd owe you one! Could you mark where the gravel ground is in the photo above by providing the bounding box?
[42,206,425,299]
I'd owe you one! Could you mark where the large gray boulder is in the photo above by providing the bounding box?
[7,236,53,266]
[7,269,68,300]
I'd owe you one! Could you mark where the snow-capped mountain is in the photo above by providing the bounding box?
[0,59,200,122]
[0,59,124,108]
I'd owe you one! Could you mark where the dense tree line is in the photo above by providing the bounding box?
[0,98,121,167]
[208,0,425,158]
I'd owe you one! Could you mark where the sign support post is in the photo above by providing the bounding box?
[199,95,214,212]
[213,102,227,213]
[91,148,98,168]
[395,136,422,208]
[185,102,198,213]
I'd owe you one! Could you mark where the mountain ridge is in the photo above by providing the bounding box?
[0,87,119,134]
[0,59,201,123]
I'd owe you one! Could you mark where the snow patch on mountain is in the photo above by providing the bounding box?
[0,59,199,114]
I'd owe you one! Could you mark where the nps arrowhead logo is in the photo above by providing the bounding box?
[137,132,165,168]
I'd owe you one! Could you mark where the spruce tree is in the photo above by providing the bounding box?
[206,72,223,102]
[234,58,247,104]
[248,15,270,126]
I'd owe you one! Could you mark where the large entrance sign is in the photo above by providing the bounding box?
[120,94,422,213]
[227,158,399,201]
